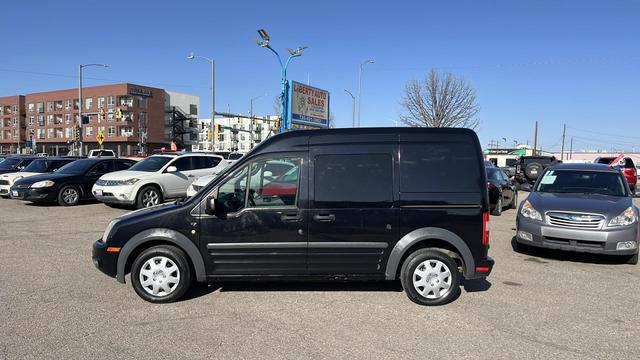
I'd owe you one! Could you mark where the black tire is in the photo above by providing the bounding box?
[524,162,543,181]
[58,185,80,206]
[510,190,518,209]
[131,245,192,303]
[491,195,503,216]
[626,253,638,265]
[136,185,163,209]
[400,249,461,306]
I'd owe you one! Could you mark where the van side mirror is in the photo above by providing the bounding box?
[166,166,177,173]
[205,195,216,215]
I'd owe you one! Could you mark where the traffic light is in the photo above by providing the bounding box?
[274,118,280,129]
[214,124,221,141]
[99,108,105,121]
[74,125,81,141]
[115,107,122,120]
[206,129,211,141]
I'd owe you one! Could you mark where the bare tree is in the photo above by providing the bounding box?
[400,68,480,129]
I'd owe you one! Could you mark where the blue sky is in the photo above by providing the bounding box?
[1,0,639,152]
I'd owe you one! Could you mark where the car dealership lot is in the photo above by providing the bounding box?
[1,196,639,359]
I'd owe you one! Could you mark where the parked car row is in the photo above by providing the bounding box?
[0,152,232,208]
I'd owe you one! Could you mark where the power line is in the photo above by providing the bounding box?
[0,68,211,90]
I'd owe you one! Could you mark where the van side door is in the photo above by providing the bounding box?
[308,141,398,277]
[198,153,309,275]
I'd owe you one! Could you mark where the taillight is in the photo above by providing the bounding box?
[482,211,490,246]
[487,182,495,190]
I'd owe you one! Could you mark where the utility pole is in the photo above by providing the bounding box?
[569,136,573,160]
[78,63,108,156]
[533,121,539,156]
[560,123,566,160]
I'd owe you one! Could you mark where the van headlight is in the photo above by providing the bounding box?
[101,219,118,243]
[520,200,542,221]
[608,207,636,227]
[31,180,55,188]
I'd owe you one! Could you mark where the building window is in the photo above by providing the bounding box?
[37,102,45,113]
[108,126,116,137]
[107,96,115,107]
[120,126,132,137]
[65,127,72,138]
[138,112,146,125]
[13,117,18,126]
[65,99,72,110]
[65,114,71,124]
[74,114,80,123]
[28,103,35,112]
[13,129,18,138]
[107,112,115,122]
[190,104,198,115]
[37,115,44,126]
[47,115,54,125]
[37,129,45,139]
[98,97,105,109]
[55,101,63,111]
[85,127,94,136]
[47,128,54,138]
[74,99,80,110]
[118,96,133,107]
[47,102,54,112]
[29,116,34,125]
[85,98,93,110]
[137,96,147,108]
[12,105,18,113]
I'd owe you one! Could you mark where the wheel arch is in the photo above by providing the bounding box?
[385,227,475,280]
[136,182,165,198]
[116,228,206,284]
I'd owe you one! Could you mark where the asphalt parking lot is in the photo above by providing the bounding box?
[1,194,639,359]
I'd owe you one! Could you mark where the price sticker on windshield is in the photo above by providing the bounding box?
[540,171,556,184]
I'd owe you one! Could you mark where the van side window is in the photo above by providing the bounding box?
[249,157,301,207]
[400,143,480,192]
[314,154,392,208]
[216,166,249,213]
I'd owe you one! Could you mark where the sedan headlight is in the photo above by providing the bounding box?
[520,200,543,221]
[608,207,636,227]
[31,180,55,188]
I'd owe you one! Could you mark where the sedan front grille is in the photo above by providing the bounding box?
[0,180,9,186]
[546,212,605,230]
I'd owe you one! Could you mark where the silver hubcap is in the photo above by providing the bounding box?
[142,190,159,207]
[413,259,452,299]
[62,188,78,204]
[139,256,180,297]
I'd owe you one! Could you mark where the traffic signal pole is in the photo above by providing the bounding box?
[78,65,83,156]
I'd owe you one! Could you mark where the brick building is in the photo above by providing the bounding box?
[0,83,199,155]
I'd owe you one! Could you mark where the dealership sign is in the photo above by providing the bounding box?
[288,81,329,128]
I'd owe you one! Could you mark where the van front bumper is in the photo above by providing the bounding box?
[92,240,118,278]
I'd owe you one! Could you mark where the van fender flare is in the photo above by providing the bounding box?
[385,227,475,280]
[116,228,206,283]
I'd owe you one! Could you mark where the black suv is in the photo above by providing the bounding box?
[514,155,560,188]
[93,128,494,306]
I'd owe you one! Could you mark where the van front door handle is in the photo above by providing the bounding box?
[281,212,301,222]
[313,213,335,222]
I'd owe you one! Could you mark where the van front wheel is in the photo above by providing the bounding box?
[400,249,461,306]
[131,245,192,303]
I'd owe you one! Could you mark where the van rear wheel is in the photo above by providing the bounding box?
[131,245,192,303]
[400,249,461,306]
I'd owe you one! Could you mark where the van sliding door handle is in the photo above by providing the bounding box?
[313,214,335,222]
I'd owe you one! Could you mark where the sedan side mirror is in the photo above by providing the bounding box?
[166,166,177,173]
[205,195,216,215]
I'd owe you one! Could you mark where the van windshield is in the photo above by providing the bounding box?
[128,156,173,172]
[536,170,627,197]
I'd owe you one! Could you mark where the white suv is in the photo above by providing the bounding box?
[92,153,227,208]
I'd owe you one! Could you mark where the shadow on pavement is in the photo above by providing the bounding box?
[511,237,631,265]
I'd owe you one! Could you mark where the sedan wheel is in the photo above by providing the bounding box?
[58,186,80,206]
[137,186,162,209]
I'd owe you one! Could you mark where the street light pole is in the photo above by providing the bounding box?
[356,59,374,128]
[78,63,108,156]
[187,53,215,151]
[256,29,307,133]
[344,89,355,128]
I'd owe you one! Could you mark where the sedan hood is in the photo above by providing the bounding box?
[12,172,73,186]
[1,172,41,182]
[98,170,156,181]
[528,192,633,218]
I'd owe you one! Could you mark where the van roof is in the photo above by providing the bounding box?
[252,127,478,153]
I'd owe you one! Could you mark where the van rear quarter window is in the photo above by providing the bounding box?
[314,154,393,207]
[400,142,481,192]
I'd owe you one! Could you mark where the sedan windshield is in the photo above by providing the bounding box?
[536,170,627,197]
[0,158,21,170]
[23,159,48,173]
[56,160,94,175]
[128,156,172,172]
